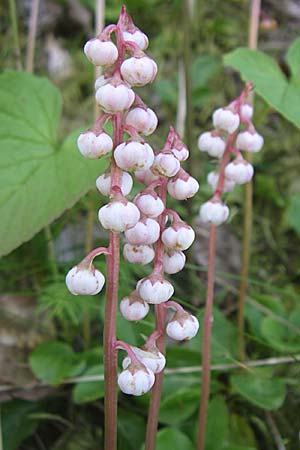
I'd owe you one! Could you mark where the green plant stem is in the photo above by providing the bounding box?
[8,0,22,69]
[44,224,59,280]
[25,0,40,73]
[103,113,122,450]
[197,224,216,450]
[237,0,261,362]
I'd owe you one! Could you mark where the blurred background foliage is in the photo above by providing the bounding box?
[1,0,300,449]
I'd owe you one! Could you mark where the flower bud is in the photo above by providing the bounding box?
[240,103,253,120]
[77,131,113,159]
[123,244,154,265]
[122,345,166,374]
[199,201,229,226]
[207,171,236,193]
[171,146,189,162]
[125,107,158,136]
[225,159,254,184]
[137,275,174,304]
[66,265,105,295]
[198,132,226,158]
[162,222,195,251]
[166,312,199,341]
[114,141,154,172]
[152,152,181,178]
[98,199,140,232]
[120,56,157,86]
[123,30,149,50]
[134,169,160,186]
[134,191,164,218]
[96,82,135,113]
[120,291,149,321]
[236,131,264,153]
[125,217,160,245]
[163,250,186,274]
[96,171,133,197]
[84,38,118,66]
[94,75,109,91]
[212,107,240,133]
[118,362,155,396]
[167,169,199,200]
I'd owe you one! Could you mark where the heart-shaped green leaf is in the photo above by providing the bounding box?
[0,70,107,256]
[224,38,300,128]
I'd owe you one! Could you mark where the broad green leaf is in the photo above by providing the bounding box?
[118,409,146,450]
[224,42,300,128]
[205,396,229,450]
[151,428,194,450]
[1,400,38,450]
[29,340,83,385]
[0,70,107,256]
[261,311,300,352]
[227,413,257,449]
[286,194,300,236]
[286,37,300,79]
[159,387,199,425]
[73,364,104,404]
[230,371,286,410]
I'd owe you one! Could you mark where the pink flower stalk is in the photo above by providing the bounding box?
[196,83,264,450]
[65,6,199,450]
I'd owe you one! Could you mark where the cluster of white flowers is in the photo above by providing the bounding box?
[66,7,200,397]
[197,86,264,226]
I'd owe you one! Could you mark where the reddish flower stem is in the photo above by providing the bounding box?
[145,180,167,450]
[103,113,122,450]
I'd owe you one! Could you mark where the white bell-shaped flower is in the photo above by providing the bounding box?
[66,265,105,295]
[98,199,140,232]
[121,56,157,86]
[114,141,154,172]
[84,38,118,66]
[118,362,155,396]
[123,244,155,265]
[96,171,133,197]
[212,107,240,133]
[137,275,174,304]
[120,291,149,321]
[77,131,113,159]
[199,200,229,226]
[125,107,158,136]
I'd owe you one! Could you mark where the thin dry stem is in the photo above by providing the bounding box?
[9,0,22,70]
[25,0,40,73]
[237,0,261,361]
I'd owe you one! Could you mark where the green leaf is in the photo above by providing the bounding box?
[29,341,82,385]
[230,371,286,410]
[1,400,38,450]
[0,70,107,256]
[159,387,199,425]
[205,396,229,450]
[286,194,300,236]
[118,409,146,450]
[227,413,257,449]
[153,428,194,450]
[261,310,300,353]
[73,364,104,404]
[286,37,300,80]
[224,42,300,128]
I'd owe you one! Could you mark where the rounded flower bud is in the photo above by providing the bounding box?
[123,244,154,265]
[123,30,149,50]
[163,250,186,274]
[167,169,199,200]
[125,217,160,245]
[152,152,181,178]
[120,291,149,321]
[134,191,164,218]
[66,265,105,295]
[225,159,254,184]
[199,201,229,226]
[137,275,174,304]
[134,168,160,186]
[96,171,133,197]
[198,132,226,158]
[207,171,235,193]
[240,103,253,120]
[166,312,199,341]
[96,82,135,113]
[98,199,140,232]
[171,146,189,162]
[212,107,240,133]
[236,131,264,153]
[120,56,157,86]
[125,107,158,136]
[77,131,113,159]
[114,141,154,172]
[118,362,155,396]
[84,38,118,66]
[122,346,166,374]
[162,222,195,251]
